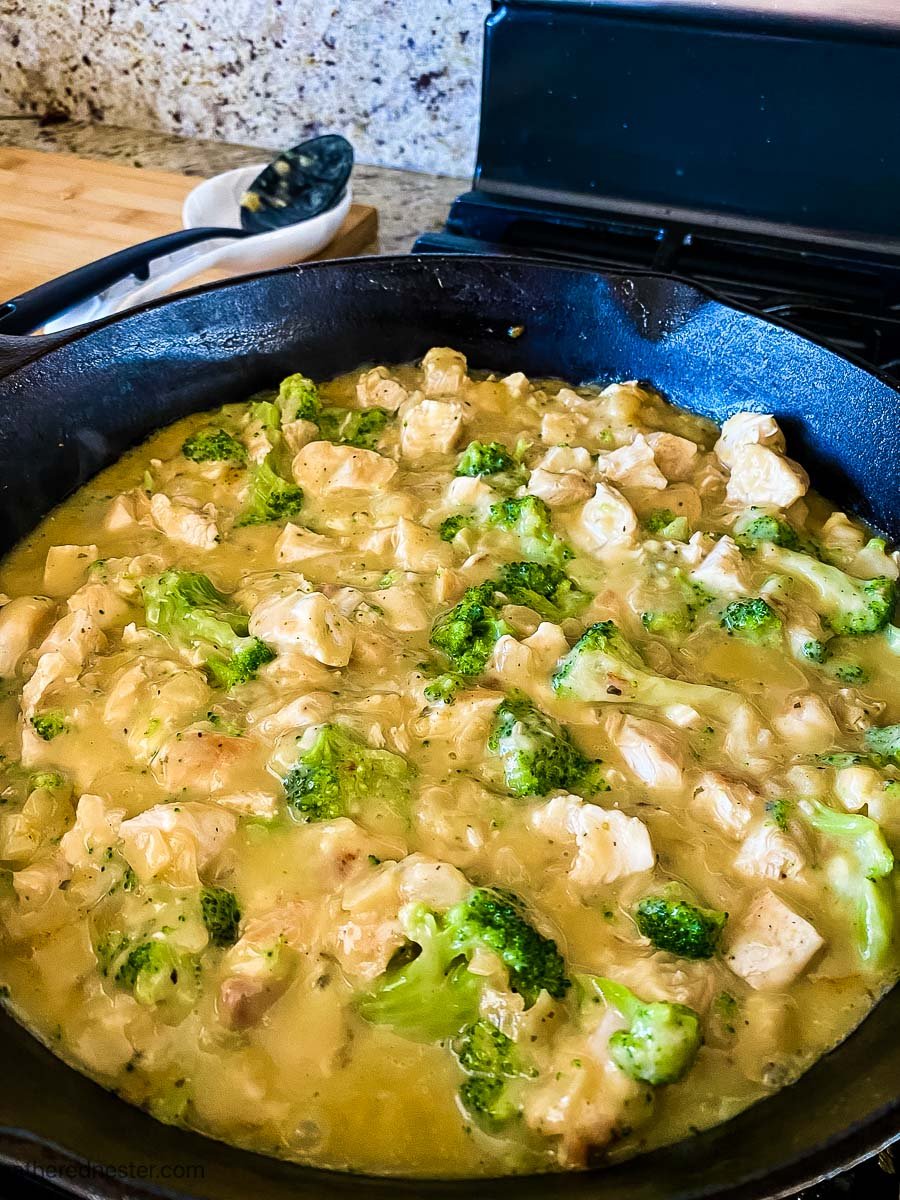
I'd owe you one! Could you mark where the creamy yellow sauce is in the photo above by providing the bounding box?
[0,349,897,1177]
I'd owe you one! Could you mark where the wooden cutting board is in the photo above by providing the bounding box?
[0,147,378,302]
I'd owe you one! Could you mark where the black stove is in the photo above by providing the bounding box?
[416,3,900,1194]
[416,0,900,386]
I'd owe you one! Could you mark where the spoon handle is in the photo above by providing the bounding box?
[0,226,248,336]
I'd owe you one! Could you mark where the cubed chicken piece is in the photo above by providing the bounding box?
[689,534,749,598]
[12,856,71,907]
[413,779,492,867]
[692,772,758,838]
[400,399,465,458]
[217,901,312,1030]
[445,475,496,508]
[714,412,786,469]
[66,582,131,631]
[725,890,823,990]
[614,953,716,1014]
[249,590,354,667]
[598,380,652,425]
[148,493,219,549]
[525,1015,650,1168]
[532,795,654,890]
[59,793,126,869]
[393,518,453,571]
[773,693,839,754]
[417,690,503,768]
[597,434,668,490]
[275,523,341,564]
[488,623,569,704]
[724,704,776,776]
[421,347,468,396]
[42,544,99,596]
[605,713,683,790]
[540,410,589,447]
[818,513,899,580]
[370,584,430,632]
[734,823,806,880]
[316,817,405,891]
[103,656,209,763]
[104,491,142,532]
[578,482,638,552]
[356,365,408,411]
[155,728,269,798]
[21,611,106,717]
[280,418,319,456]
[331,862,404,985]
[834,765,886,812]
[645,432,700,482]
[528,467,593,508]
[397,853,471,909]
[538,445,594,474]
[242,419,276,465]
[119,802,237,886]
[501,371,530,400]
[292,442,398,494]
[0,597,56,678]
[248,690,335,739]
[725,444,809,510]
[0,782,75,866]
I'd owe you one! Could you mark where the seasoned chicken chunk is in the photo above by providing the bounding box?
[0,596,56,678]
[400,399,465,458]
[691,772,757,838]
[149,493,219,550]
[421,347,468,396]
[605,713,683,790]
[249,590,354,666]
[531,795,655,890]
[689,534,749,598]
[291,442,398,493]
[43,545,99,596]
[734,823,806,881]
[773,693,839,754]
[119,801,237,886]
[645,431,700,482]
[725,444,809,510]
[725,890,823,990]
[714,412,786,469]
[356,366,408,411]
[578,482,638,552]
[597,434,668,490]
[21,610,106,717]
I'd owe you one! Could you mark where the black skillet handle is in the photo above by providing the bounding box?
[0,226,248,346]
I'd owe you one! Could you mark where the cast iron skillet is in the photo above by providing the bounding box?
[0,255,897,1200]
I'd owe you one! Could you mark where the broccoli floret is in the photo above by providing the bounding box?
[356,905,484,1041]
[641,609,693,637]
[552,620,740,717]
[735,512,801,550]
[488,694,605,798]
[447,887,569,1007]
[801,799,894,966]
[720,598,782,642]
[423,672,466,705]
[101,936,196,1008]
[317,406,390,450]
[30,711,67,741]
[760,545,896,635]
[766,798,792,831]
[278,372,321,421]
[28,771,67,792]
[453,1019,531,1131]
[634,895,727,960]
[429,584,511,677]
[828,661,868,685]
[488,496,572,568]
[249,397,282,435]
[200,886,241,947]
[589,977,701,1085]
[235,458,304,526]
[456,441,516,478]
[644,509,690,541]
[864,724,900,766]
[497,561,589,620]
[282,723,412,822]
[439,513,475,542]
[140,569,275,689]
[181,428,247,464]
[802,639,830,665]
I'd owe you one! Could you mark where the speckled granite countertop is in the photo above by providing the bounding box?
[0,116,465,255]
